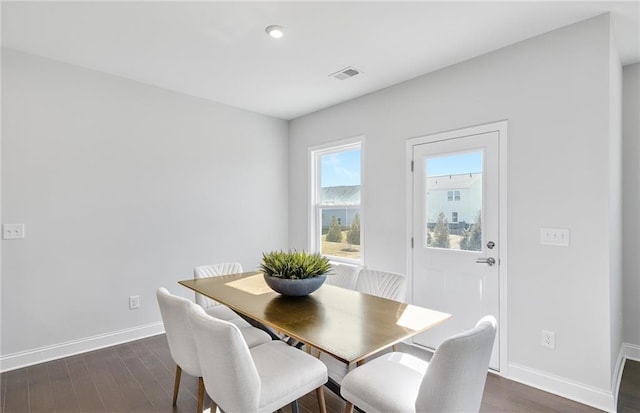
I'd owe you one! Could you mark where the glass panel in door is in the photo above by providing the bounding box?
[425,151,483,251]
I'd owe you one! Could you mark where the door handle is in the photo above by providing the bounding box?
[476,257,496,266]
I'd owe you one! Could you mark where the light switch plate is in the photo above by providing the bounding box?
[3,224,25,240]
[540,227,570,246]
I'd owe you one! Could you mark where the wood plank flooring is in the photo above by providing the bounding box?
[619,360,640,413]
[1,334,637,413]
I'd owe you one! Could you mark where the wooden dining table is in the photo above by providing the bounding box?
[179,271,451,366]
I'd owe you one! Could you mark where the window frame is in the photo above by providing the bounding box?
[309,136,364,265]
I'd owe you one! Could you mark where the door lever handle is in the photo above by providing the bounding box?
[476,257,496,266]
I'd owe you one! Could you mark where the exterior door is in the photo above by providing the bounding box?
[411,128,501,370]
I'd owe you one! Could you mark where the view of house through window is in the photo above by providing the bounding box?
[425,151,482,251]
[314,143,361,262]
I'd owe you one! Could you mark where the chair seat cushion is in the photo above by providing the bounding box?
[205,305,271,347]
[251,341,328,413]
[341,352,428,413]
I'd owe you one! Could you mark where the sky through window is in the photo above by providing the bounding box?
[321,148,361,187]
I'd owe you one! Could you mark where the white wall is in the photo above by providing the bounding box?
[1,49,289,368]
[289,15,620,409]
[622,63,640,350]
[608,22,623,384]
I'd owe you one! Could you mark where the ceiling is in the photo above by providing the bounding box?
[2,1,639,120]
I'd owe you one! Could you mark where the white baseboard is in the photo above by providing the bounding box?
[508,362,615,413]
[0,321,165,373]
[613,342,640,411]
[621,342,640,361]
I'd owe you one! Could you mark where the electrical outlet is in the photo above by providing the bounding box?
[129,295,140,310]
[3,224,25,240]
[540,228,570,246]
[541,330,555,349]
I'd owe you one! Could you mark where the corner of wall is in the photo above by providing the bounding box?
[607,11,624,391]
[622,63,640,350]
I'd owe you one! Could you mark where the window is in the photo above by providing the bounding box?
[310,138,363,263]
[425,150,482,251]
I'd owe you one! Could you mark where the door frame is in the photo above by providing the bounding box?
[405,120,508,375]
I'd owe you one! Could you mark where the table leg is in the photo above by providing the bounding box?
[344,401,354,413]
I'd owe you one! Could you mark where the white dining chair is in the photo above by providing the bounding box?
[193,262,243,309]
[354,268,407,302]
[194,263,273,346]
[340,315,497,413]
[188,301,329,413]
[156,287,207,413]
[325,263,360,290]
[156,288,272,413]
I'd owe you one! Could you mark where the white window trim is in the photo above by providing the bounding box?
[308,135,365,265]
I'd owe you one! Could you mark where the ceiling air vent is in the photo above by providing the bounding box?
[330,66,361,80]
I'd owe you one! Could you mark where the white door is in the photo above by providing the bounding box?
[411,128,501,370]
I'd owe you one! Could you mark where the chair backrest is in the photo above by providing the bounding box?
[355,269,407,301]
[326,264,360,290]
[416,315,497,413]
[188,302,261,413]
[193,262,243,308]
[156,287,201,377]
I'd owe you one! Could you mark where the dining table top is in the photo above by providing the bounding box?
[179,271,451,365]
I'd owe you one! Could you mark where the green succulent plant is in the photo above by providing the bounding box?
[260,250,331,280]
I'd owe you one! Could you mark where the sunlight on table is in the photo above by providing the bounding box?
[396,305,449,331]
[226,273,273,295]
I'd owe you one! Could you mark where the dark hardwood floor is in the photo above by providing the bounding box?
[619,360,640,413]
[1,334,637,413]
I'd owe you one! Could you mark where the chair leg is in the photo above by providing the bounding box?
[172,365,182,406]
[316,386,327,413]
[344,401,354,413]
[197,377,205,413]
[291,399,299,413]
[210,399,218,413]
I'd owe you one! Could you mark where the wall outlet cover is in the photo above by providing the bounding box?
[540,227,570,246]
[3,224,25,240]
[541,330,556,349]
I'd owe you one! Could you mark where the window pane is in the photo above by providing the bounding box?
[321,207,360,260]
[317,146,361,261]
[425,151,482,251]
[320,149,361,206]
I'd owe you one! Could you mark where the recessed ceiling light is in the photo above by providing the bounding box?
[265,25,284,39]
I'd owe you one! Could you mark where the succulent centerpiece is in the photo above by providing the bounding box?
[260,250,330,296]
